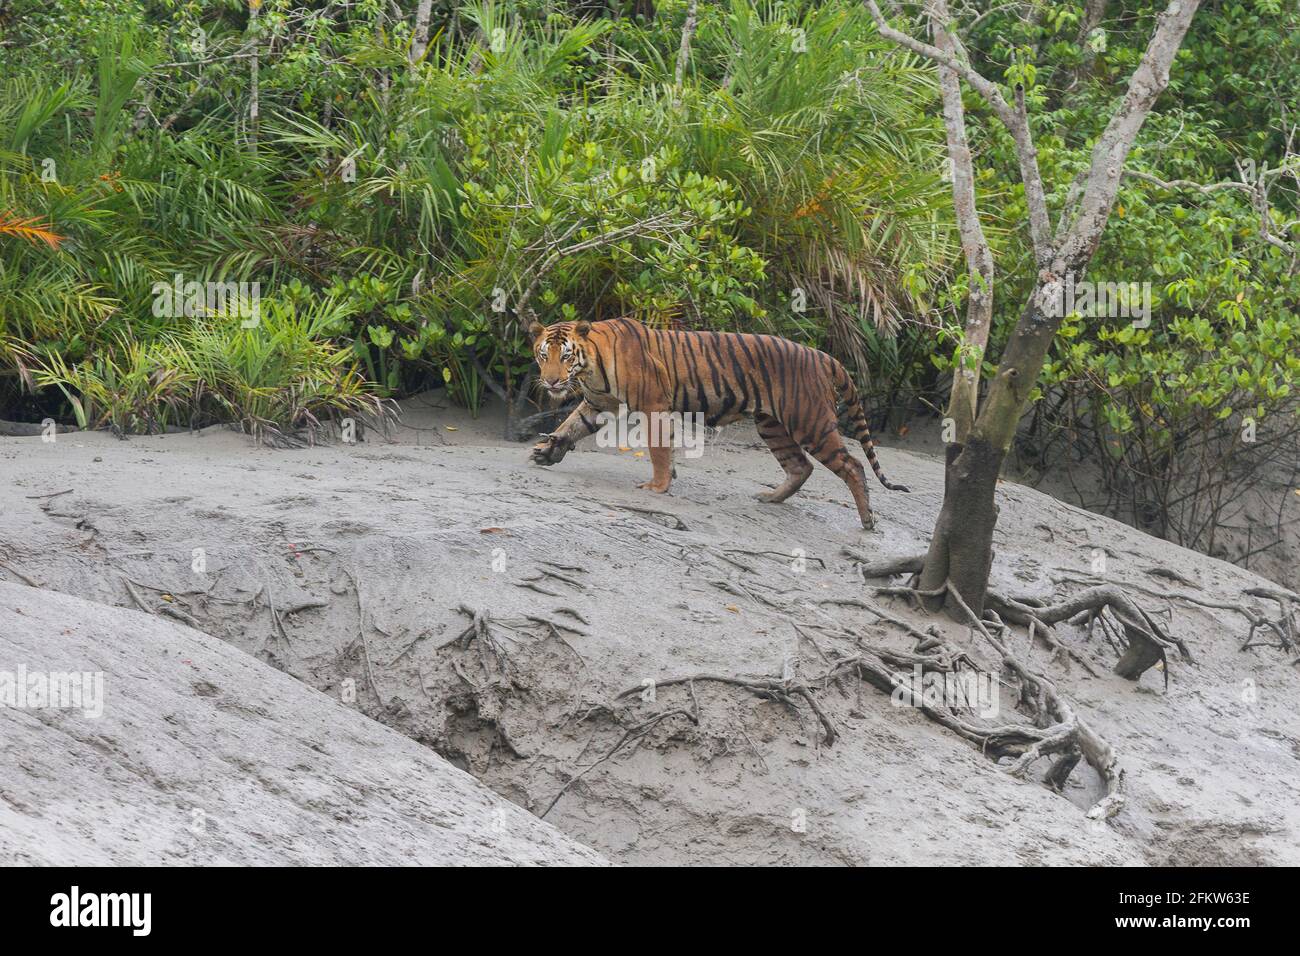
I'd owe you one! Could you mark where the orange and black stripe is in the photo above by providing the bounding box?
[532,317,908,527]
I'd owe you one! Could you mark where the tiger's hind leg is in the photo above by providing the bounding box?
[754,414,814,504]
[799,415,875,529]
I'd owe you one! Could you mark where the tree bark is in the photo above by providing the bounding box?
[917,433,1002,611]
[674,0,699,98]
[928,0,993,446]
[920,288,1063,613]
[410,0,434,67]
[248,0,261,150]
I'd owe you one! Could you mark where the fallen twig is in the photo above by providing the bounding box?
[842,550,925,578]
[0,561,41,588]
[541,706,696,818]
[24,489,72,500]
[343,569,384,706]
[601,502,690,531]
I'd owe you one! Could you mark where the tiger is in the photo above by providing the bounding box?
[528,317,909,529]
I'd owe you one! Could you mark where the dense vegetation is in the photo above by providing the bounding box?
[1,1,1297,555]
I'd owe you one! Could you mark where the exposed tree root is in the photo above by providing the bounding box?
[520,566,589,592]
[725,547,827,569]
[1054,570,1299,666]
[986,585,1190,683]
[937,580,1125,820]
[343,569,385,706]
[541,704,699,818]
[841,549,925,579]
[514,580,562,597]
[600,502,691,531]
[1240,586,1298,663]
[441,604,586,683]
[616,671,841,746]
[433,604,592,768]
[543,545,1220,822]
[851,551,1190,682]
[707,576,791,612]
[835,560,1127,817]
[592,611,1125,818]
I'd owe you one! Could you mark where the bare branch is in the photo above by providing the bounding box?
[927,0,995,441]
[514,214,693,319]
[865,1,1052,260]
[674,0,699,99]
[1125,161,1299,259]
[1123,169,1253,194]
[1057,0,1204,269]
[864,1,1015,124]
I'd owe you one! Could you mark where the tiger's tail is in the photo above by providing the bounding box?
[833,363,910,493]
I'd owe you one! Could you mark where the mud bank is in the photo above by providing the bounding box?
[1,395,1297,864]
[0,583,604,865]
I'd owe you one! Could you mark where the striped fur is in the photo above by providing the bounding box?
[529,317,908,528]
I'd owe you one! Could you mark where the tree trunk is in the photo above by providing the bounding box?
[248,0,260,150]
[917,437,1003,614]
[674,0,699,98]
[410,0,434,68]
[920,283,1070,615]
[1076,0,1109,78]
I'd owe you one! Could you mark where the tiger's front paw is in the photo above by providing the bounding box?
[530,434,571,466]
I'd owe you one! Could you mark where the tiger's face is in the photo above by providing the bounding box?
[530,320,592,400]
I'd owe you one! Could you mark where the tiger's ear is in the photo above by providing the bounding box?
[528,321,545,343]
[575,320,592,338]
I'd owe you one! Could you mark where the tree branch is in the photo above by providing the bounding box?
[674,0,699,99]
[865,1,1052,261]
[1056,0,1204,270]
[927,0,994,443]
[410,0,434,67]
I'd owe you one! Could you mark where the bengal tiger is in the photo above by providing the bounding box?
[528,317,909,529]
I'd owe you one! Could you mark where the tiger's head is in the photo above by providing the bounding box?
[529,320,592,400]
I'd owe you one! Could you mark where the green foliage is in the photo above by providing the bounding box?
[1,0,1297,485]
[0,0,953,428]
[27,286,389,443]
[1038,180,1300,528]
